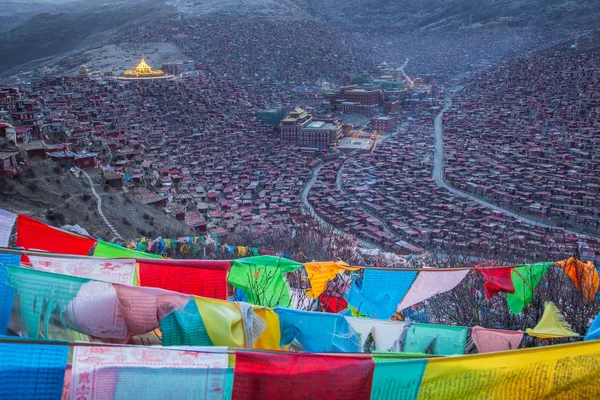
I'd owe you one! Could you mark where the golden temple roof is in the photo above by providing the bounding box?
[124,58,165,76]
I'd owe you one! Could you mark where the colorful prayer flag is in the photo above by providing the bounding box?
[346,269,417,320]
[506,262,552,314]
[525,302,579,338]
[471,326,523,353]
[232,352,374,400]
[397,270,469,312]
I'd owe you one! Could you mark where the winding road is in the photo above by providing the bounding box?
[299,161,342,234]
[433,87,597,239]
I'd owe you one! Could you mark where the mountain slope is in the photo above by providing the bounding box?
[293,0,600,30]
[0,0,176,76]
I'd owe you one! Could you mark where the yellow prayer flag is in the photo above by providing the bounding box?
[419,340,600,399]
[194,297,245,347]
[252,306,281,350]
[304,261,359,299]
[525,302,579,339]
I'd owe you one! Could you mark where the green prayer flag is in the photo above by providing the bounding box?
[7,266,88,338]
[371,359,428,400]
[160,299,213,346]
[506,262,553,314]
[93,240,162,259]
[228,256,302,308]
[403,323,467,356]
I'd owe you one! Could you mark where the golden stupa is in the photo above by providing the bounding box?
[124,58,165,77]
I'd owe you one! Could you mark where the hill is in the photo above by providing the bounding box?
[0,0,176,77]
[292,0,600,30]
[0,158,193,241]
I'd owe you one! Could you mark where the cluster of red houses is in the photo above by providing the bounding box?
[444,32,600,237]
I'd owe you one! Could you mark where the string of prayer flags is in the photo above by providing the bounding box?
[418,338,600,398]
[506,262,553,314]
[303,261,358,299]
[232,352,374,400]
[555,257,599,302]
[276,308,361,352]
[403,323,468,356]
[70,346,228,400]
[93,239,162,259]
[16,214,96,255]
[346,269,417,320]
[0,208,16,247]
[471,326,523,353]
[228,256,302,308]
[371,358,428,400]
[525,302,579,339]
[0,343,68,400]
[138,259,229,299]
[397,269,470,312]
[475,266,515,299]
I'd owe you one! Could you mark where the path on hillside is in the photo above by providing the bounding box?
[433,87,597,239]
[77,168,123,240]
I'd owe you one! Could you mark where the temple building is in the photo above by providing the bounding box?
[279,107,342,149]
[119,59,172,80]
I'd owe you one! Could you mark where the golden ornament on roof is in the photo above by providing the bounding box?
[124,58,165,76]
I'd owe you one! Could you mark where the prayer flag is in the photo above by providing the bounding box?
[418,339,600,398]
[555,257,599,302]
[525,302,579,338]
[276,308,361,352]
[138,259,229,299]
[232,352,374,400]
[228,256,302,308]
[16,214,96,255]
[585,312,600,341]
[71,346,228,400]
[30,255,136,285]
[506,263,552,314]
[0,343,68,400]
[404,323,467,356]
[303,261,358,299]
[7,266,88,338]
[471,326,523,353]
[194,296,245,348]
[160,299,213,346]
[371,359,427,400]
[346,269,417,320]
[475,266,515,299]
[397,270,469,312]
[93,240,162,259]
[0,208,16,247]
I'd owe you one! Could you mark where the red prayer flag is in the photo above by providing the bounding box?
[137,259,229,299]
[476,266,516,299]
[319,294,348,313]
[16,214,96,256]
[233,351,374,400]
